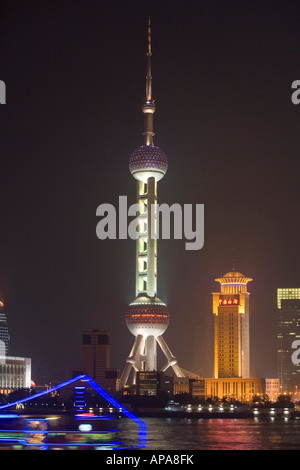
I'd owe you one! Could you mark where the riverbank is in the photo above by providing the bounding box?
[132,407,298,419]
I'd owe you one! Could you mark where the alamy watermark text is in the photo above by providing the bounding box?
[96,196,204,251]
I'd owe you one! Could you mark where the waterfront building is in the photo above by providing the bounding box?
[136,371,173,396]
[0,356,31,393]
[189,379,205,398]
[277,288,300,392]
[0,298,32,393]
[81,330,119,392]
[119,18,184,390]
[265,378,280,402]
[136,371,159,395]
[173,377,190,395]
[204,377,279,402]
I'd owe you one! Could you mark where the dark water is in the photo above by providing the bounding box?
[1,413,300,450]
[119,416,300,450]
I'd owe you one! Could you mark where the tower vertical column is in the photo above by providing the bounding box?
[136,181,143,297]
[147,176,156,297]
[145,335,156,371]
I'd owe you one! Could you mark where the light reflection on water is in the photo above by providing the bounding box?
[119,417,300,450]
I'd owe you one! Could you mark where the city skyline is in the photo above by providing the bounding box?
[0,1,300,384]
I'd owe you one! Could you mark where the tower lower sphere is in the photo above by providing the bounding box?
[125,296,170,338]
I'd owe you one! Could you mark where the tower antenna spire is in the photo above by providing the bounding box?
[146,15,152,101]
[148,15,152,55]
[143,15,155,146]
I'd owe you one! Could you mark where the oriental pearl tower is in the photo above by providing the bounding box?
[119,18,185,390]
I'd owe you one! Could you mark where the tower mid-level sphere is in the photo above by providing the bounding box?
[119,18,184,390]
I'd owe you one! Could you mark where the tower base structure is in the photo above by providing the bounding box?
[119,296,185,390]
[119,333,185,391]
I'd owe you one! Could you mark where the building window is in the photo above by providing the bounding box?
[98,334,109,345]
[82,334,91,345]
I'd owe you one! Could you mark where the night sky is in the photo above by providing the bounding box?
[1,0,300,384]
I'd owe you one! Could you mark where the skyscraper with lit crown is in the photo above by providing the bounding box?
[212,270,253,378]
[205,270,280,402]
[119,18,184,391]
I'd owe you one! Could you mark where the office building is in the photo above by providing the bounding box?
[173,377,190,395]
[265,378,280,402]
[0,356,31,393]
[212,270,252,378]
[189,378,205,398]
[81,330,119,392]
[0,298,32,393]
[205,270,280,401]
[277,288,300,392]
[136,371,175,396]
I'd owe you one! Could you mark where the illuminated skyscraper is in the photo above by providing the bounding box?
[277,288,300,392]
[119,18,184,390]
[0,300,9,356]
[0,298,31,391]
[212,271,252,378]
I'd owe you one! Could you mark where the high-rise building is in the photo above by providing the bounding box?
[212,270,253,378]
[119,18,184,391]
[206,270,280,402]
[0,297,31,393]
[277,288,300,392]
[81,330,119,392]
[0,300,9,356]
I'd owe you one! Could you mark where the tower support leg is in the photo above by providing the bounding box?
[119,334,144,389]
[156,335,185,377]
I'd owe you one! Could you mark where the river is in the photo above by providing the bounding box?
[119,415,300,450]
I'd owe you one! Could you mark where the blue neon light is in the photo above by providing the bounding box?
[21,441,122,448]
[0,414,20,419]
[82,376,146,448]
